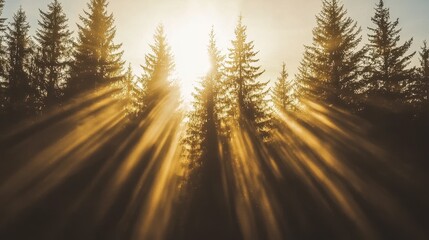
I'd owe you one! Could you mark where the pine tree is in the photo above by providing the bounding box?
[181,29,230,239]
[139,25,176,114]
[295,49,313,107]
[118,63,139,116]
[0,0,8,116]
[5,7,35,120]
[366,0,415,105]
[184,28,224,166]
[297,0,366,109]
[27,43,45,113]
[418,41,429,108]
[69,0,124,96]
[272,62,295,112]
[0,0,5,33]
[223,16,271,139]
[35,0,73,109]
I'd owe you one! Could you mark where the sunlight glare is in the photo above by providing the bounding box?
[169,13,227,104]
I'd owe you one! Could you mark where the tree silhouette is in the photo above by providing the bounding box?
[35,0,73,110]
[418,41,429,109]
[5,7,35,120]
[0,0,8,117]
[68,0,124,96]
[366,0,415,106]
[224,16,271,140]
[139,25,177,114]
[273,62,295,112]
[183,28,224,168]
[0,0,5,32]
[297,0,366,109]
[180,28,243,240]
[295,48,312,108]
[118,63,139,116]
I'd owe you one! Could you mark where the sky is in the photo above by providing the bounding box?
[2,0,429,100]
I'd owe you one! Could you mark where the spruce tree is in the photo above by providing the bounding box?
[69,0,124,96]
[419,42,429,105]
[119,63,139,116]
[139,25,176,114]
[272,62,295,112]
[224,16,271,139]
[297,0,366,109]
[366,0,415,105]
[181,29,230,240]
[0,0,5,33]
[184,28,224,165]
[27,43,45,113]
[5,7,34,120]
[295,49,313,107]
[35,0,73,109]
[0,0,8,116]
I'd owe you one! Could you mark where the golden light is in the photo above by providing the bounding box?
[168,13,229,104]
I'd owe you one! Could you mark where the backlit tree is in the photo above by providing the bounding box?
[223,16,271,139]
[366,0,415,105]
[139,25,177,114]
[69,0,124,96]
[0,0,8,116]
[5,7,35,120]
[35,0,73,109]
[296,0,366,109]
[273,62,295,112]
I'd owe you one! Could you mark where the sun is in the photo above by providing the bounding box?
[168,14,228,105]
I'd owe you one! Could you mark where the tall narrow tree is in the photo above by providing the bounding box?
[5,7,34,120]
[69,0,124,96]
[35,0,73,109]
[272,62,295,112]
[0,0,5,35]
[184,28,224,165]
[0,0,8,117]
[181,28,230,240]
[224,16,271,139]
[366,0,415,105]
[296,0,366,109]
[418,41,429,109]
[139,25,176,114]
[295,49,313,107]
[118,63,138,116]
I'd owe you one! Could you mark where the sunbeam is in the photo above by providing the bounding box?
[0,0,428,239]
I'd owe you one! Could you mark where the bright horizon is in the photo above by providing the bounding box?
[2,0,429,102]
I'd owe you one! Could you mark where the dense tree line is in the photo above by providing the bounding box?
[180,2,428,237]
[0,0,427,239]
[0,0,427,141]
[185,0,428,164]
[0,0,127,125]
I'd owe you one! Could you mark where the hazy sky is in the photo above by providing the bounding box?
[2,0,429,99]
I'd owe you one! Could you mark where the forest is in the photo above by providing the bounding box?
[0,0,428,239]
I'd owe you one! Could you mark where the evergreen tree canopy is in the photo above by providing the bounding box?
[0,0,8,115]
[295,49,312,106]
[140,25,176,113]
[119,63,139,116]
[273,62,295,112]
[297,0,366,109]
[184,28,224,164]
[366,0,415,104]
[418,41,429,107]
[0,0,5,33]
[224,16,271,139]
[35,0,73,109]
[5,7,34,119]
[69,0,124,96]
